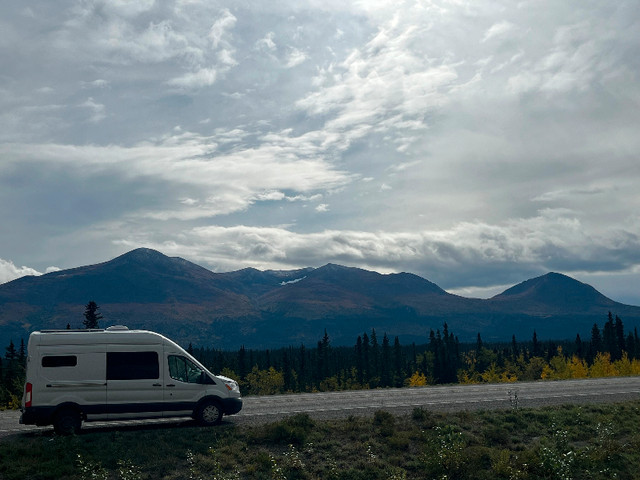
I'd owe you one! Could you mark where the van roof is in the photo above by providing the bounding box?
[29,326,173,347]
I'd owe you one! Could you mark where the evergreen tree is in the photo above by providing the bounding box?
[532,330,541,357]
[575,334,583,358]
[18,339,26,365]
[282,350,293,391]
[589,323,602,361]
[370,329,380,386]
[238,345,247,380]
[381,333,391,387]
[298,344,307,391]
[393,336,403,387]
[626,333,635,360]
[355,336,364,385]
[4,340,17,388]
[602,312,616,357]
[362,333,370,385]
[615,315,625,359]
[83,301,103,329]
[5,340,17,363]
[321,329,331,379]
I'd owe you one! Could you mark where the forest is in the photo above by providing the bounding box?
[2,312,639,408]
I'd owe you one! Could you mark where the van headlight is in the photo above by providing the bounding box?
[218,375,240,394]
[224,380,240,394]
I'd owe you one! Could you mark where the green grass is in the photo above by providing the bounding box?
[2,401,640,479]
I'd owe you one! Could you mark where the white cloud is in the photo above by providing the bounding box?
[0,127,353,220]
[109,208,640,292]
[167,67,217,88]
[256,32,277,51]
[0,258,42,284]
[482,21,516,42]
[285,48,307,68]
[79,97,106,122]
[209,9,237,48]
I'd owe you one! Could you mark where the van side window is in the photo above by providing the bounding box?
[42,356,77,367]
[107,351,159,380]
[168,355,212,384]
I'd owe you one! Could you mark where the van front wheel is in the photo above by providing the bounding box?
[53,408,82,435]
[196,400,223,426]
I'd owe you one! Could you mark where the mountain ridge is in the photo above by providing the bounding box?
[1,248,639,348]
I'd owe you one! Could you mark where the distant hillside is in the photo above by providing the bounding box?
[1,248,639,348]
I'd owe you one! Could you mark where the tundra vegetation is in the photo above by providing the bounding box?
[1,312,640,407]
[2,402,640,479]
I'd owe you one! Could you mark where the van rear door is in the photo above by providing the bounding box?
[106,346,164,419]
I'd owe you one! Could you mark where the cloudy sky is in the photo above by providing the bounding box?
[1,0,639,305]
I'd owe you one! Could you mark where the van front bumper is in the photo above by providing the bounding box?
[221,397,243,415]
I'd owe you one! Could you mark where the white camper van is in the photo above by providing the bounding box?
[20,326,242,435]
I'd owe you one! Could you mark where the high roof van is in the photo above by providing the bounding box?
[20,326,242,435]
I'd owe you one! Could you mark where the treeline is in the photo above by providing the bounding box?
[0,339,26,409]
[2,312,640,407]
[190,312,640,395]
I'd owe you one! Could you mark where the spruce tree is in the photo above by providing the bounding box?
[355,336,364,385]
[532,330,540,357]
[83,301,103,329]
[381,333,391,387]
[393,336,403,387]
[589,323,602,362]
[615,315,625,359]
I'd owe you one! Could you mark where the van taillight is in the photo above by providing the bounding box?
[25,382,32,408]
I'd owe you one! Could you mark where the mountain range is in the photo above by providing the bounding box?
[1,248,639,349]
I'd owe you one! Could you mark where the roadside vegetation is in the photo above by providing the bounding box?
[2,312,640,408]
[2,400,640,479]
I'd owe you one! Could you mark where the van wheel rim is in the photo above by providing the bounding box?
[202,404,220,423]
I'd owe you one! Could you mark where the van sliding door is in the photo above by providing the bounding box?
[106,347,163,419]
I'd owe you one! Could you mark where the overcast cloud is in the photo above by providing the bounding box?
[1,0,640,304]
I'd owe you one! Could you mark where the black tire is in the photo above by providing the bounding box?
[53,407,82,435]
[196,400,223,426]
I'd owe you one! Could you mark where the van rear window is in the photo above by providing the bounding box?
[42,356,77,367]
[107,351,159,380]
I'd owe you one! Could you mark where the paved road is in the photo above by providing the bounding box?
[2,376,640,438]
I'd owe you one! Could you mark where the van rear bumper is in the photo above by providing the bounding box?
[20,407,55,426]
[221,397,243,415]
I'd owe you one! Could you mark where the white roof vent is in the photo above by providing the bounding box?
[106,325,129,331]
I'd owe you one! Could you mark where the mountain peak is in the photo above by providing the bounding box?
[111,248,169,264]
[492,272,615,309]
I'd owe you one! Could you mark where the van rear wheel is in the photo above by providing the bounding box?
[53,408,82,435]
[196,400,223,426]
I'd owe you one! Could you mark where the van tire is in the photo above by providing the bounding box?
[53,408,82,435]
[196,400,223,426]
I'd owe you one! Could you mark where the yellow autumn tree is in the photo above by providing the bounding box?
[568,356,589,378]
[541,347,570,380]
[458,369,480,384]
[407,371,427,387]
[481,363,501,383]
[245,366,285,395]
[589,352,617,378]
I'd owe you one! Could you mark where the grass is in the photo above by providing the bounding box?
[2,401,640,479]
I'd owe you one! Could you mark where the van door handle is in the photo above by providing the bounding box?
[166,384,176,387]
[152,383,162,387]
